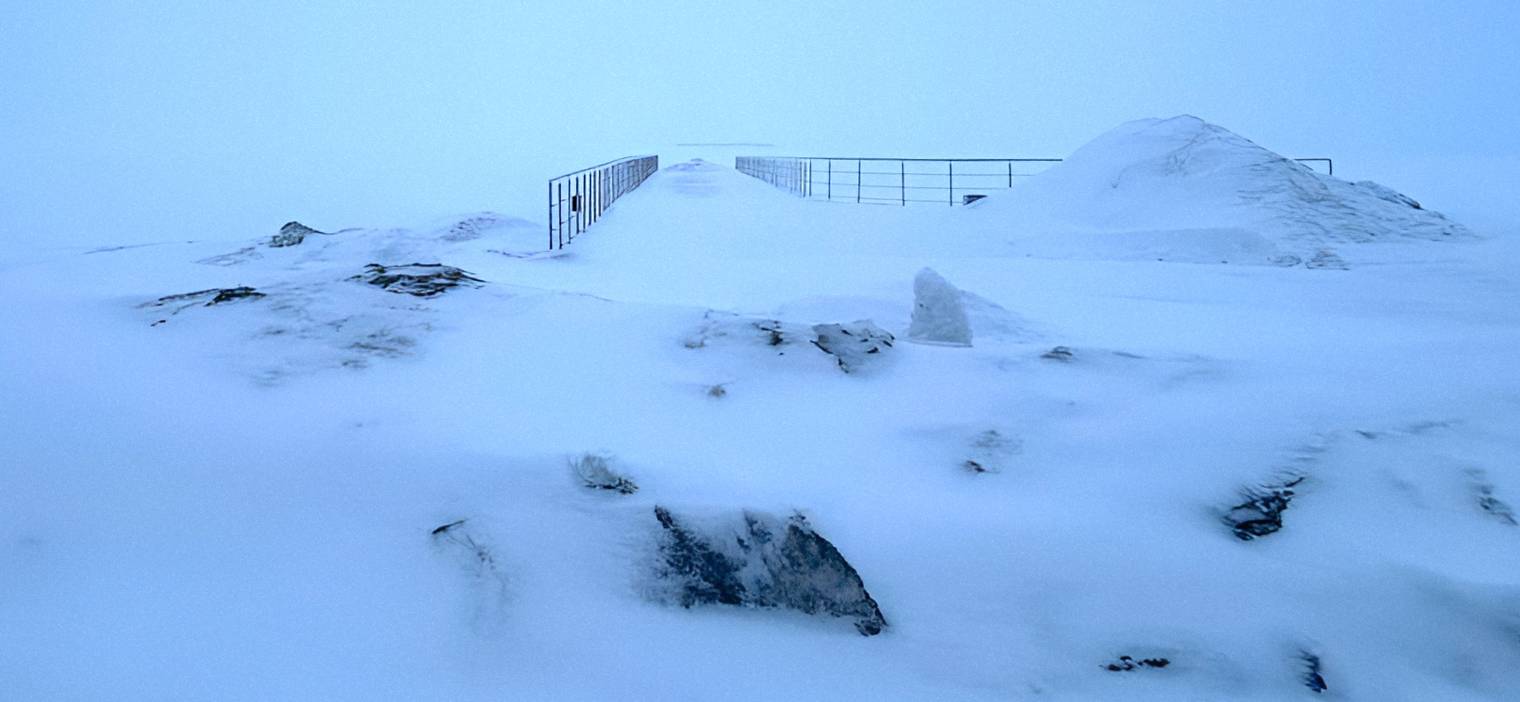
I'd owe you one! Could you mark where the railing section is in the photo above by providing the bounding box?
[548,155,659,250]
[737,155,1335,206]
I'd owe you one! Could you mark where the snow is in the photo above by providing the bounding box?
[908,268,973,346]
[3,116,1520,700]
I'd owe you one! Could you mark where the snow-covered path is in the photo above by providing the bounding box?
[4,121,1520,701]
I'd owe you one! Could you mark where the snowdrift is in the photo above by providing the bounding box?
[979,115,1472,265]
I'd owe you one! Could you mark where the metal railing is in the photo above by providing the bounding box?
[737,155,1335,206]
[548,155,658,250]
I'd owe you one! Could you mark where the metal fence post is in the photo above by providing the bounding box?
[900,161,905,206]
[856,159,861,204]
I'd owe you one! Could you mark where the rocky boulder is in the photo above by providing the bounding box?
[270,221,326,248]
[811,321,895,373]
[353,263,483,297]
[652,506,887,636]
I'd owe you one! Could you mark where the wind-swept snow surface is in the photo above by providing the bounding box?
[3,119,1519,701]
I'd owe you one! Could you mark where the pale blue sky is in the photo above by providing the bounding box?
[3,1,1516,245]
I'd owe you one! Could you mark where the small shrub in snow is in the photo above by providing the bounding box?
[908,267,972,346]
[430,518,509,630]
[431,519,496,569]
[572,453,638,494]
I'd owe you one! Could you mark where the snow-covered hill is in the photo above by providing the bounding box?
[3,118,1519,701]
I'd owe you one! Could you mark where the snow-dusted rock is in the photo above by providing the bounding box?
[682,311,811,350]
[1468,469,1516,526]
[811,320,894,373]
[352,263,483,297]
[1222,475,1306,540]
[1041,345,1075,362]
[908,268,972,346]
[652,506,887,636]
[142,286,266,323]
[270,221,325,248]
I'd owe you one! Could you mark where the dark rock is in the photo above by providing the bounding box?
[1469,469,1517,526]
[145,286,266,317]
[811,321,894,373]
[353,263,483,297]
[209,287,264,305]
[653,506,887,635]
[756,320,790,346]
[572,453,638,495]
[1300,651,1327,693]
[1042,345,1075,362]
[1223,475,1305,540]
[271,221,325,247]
[1104,655,1171,672]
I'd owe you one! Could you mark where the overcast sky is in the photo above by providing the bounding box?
[3,0,1516,246]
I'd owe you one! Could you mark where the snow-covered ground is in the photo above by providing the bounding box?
[3,117,1519,700]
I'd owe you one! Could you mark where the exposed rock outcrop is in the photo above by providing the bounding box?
[1103,655,1171,672]
[1222,475,1306,540]
[652,506,887,636]
[270,221,326,248]
[353,263,483,297]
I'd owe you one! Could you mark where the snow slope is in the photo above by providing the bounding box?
[3,119,1520,701]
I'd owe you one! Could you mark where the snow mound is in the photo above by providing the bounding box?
[987,115,1472,264]
[908,268,972,347]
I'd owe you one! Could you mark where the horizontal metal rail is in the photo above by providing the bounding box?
[737,155,1335,206]
[548,155,658,251]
